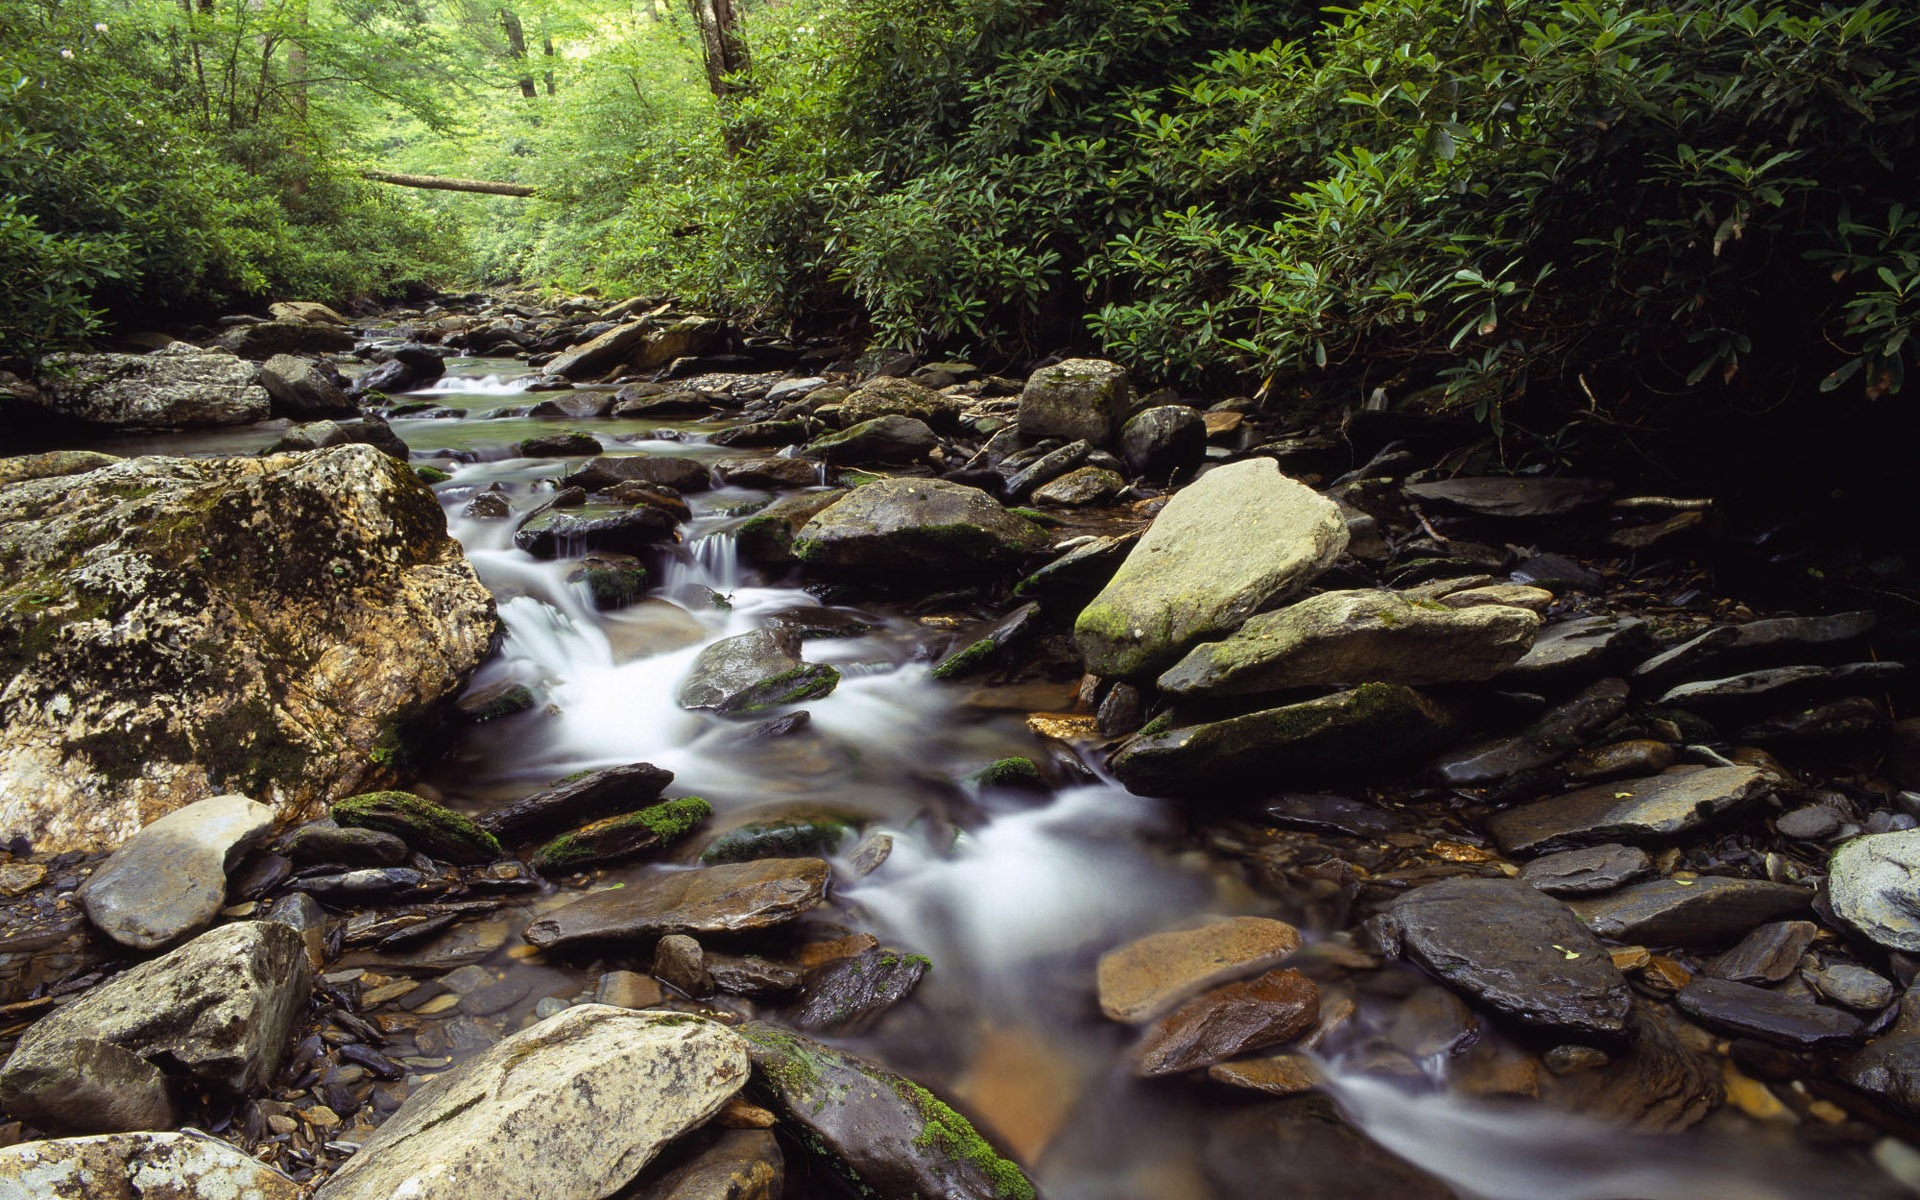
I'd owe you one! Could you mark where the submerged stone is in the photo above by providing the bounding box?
[1133,968,1320,1076]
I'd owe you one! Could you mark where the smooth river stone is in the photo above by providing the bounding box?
[1674,978,1863,1049]
[1706,921,1819,985]
[522,859,831,950]
[1631,610,1878,685]
[1518,844,1653,896]
[313,1008,747,1200]
[1828,830,1920,952]
[1571,878,1811,947]
[1487,765,1773,856]
[1133,968,1320,1076]
[0,1131,300,1200]
[1097,916,1304,1023]
[1373,877,1631,1041]
[477,760,675,840]
[77,793,275,950]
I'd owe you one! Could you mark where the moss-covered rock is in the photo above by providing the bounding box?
[793,479,1049,578]
[800,415,937,465]
[700,816,856,865]
[836,375,963,430]
[0,445,498,852]
[531,796,713,873]
[676,629,840,717]
[1018,357,1129,448]
[735,491,846,566]
[334,791,503,864]
[964,757,1046,791]
[567,555,649,610]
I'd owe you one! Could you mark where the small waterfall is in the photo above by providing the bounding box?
[415,373,536,395]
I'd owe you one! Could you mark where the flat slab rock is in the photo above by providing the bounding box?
[1571,877,1811,946]
[1828,830,1920,952]
[523,859,831,950]
[1487,765,1773,855]
[1134,968,1319,1076]
[1632,610,1878,685]
[1674,977,1863,1049]
[78,793,275,950]
[1097,916,1304,1023]
[1372,877,1631,1041]
[1403,476,1614,518]
[1502,614,1653,681]
[1156,588,1539,696]
[1432,678,1629,786]
[1518,844,1653,896]
[33,344,270,430]
[0,1131,299,1200]
[1075,458,1348,680]
[314,1007,747,1200]
[478,761,674,840]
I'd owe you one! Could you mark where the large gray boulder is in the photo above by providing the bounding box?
[677,628,840,717]
[78,793,276,950]
[547,316,723,381]
[793,478,1049,577]
[314,1007,748,1200]
[32,344,269,430]
[213,321,356,358]
[838,376,961,430]
[0,922,310,1134]
[0,445,498,852]
[0,1131,300,1200]
[1075,459,1347,680]
[1119,405,1206,480]
[1829,830,1920,952]
[258,354,354,417]
[801,415,937,464]
[1019,358,1129,446]
[1158,589,1539,697]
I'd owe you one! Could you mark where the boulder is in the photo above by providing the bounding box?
[801,415,937,464]
[1110,683,1451,795]
[77,793,276,950]
[258,354,355,417]
[313,1007,747,1200]
[529,796,713,873]
[268,415,411,459]
[0,450,121,488]
[736,491,846,566]
[714,456,820,489]
[476,761,675,840]
[1487,765,1774,856]
[1120,405,1206,480]
[0,445,497,851]
[785,947,928,1034]
[522,858,831,950]
[1158,589,1539,697]
[741,1024,1036,1200]
[1075,459,1347,679]
[1828,830,1920,952]
[1097,916,1304,1023]
[213,321,357,358]
[0,1131,300,1200]
[793,478,1049,577]
[838,376,961,429]
[564,455,711,493]
[268,301,350,326]
[0,922,310,1133]
[1674,978,1863,1049]
[547,316,723,381]
[332,790,502,863]
[514,504,679,559]
[1373,877,1631,1041]
[677,629,840,717]
[33,345,269,429]
[1031,465,1124,507]
[1019,358,1129,446]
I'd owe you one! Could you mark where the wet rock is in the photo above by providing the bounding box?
[1011,533,1133,603]
[515,430,603,457]
[313,1007,747,1200]
[654,934,712,997]
[1741,696,1889,746]
[1157,589,1538,697]
[677,629,840,717]
[528,393,614,419]
[212,320,356,358]
[269,414,410,458]
[1571,878,1811,946]
[1373,877,1631,1041]
[700,815,854,864]
[270,300,349,325]
[1001,440,1090,499]
[513,503,679,558]
[1111,683,1452,795]
[1031,465,1124,507]
[354,355,443,396]
[1097,916,1305,1023]
[1075,458,1347,680]
[849,832,893,876]
[0,921,309,1133]
[1203,1097,1456,1200]
[1019,358,1128,447]
[1675,977,1863,1049]
[801,414,937,464]
[77,793,275,950]
[0,862,47,895]
[333,791,501,864]
[1404,477,1613,518]
[31,344,269,429]
[740,1024,1037,1200]
[454,679,537,722]
[0,1130,301,1199]
[713,456,820,489]
[708,419,809,449]
[1631,611,1878,686]
[597,969,665,1010]
[564,454,712,493]
[564,554,648,610]
[478,761,674,840]
[1502,615,1653,682]
[605,481,693,521]
[530,797,714,873]
[523,858,831,950]
[735,491,845,565]
[259,353,354,417]
[838,376,960,429]
[1120,405,1206,480]
[1134,968,1319,1076]
[786,948,928,1034]
[708,954,805,1000]
[299,867,432,902]
[264,890,327,969]
[1518,844,1653,896]
[931,603,1039,681]
[1809,964,1895,1012]
[1828,830,1920,952]
[1432,678,1630,786]
[1539,1006,1721,1131]
[1563,739,1677,782]
[1707,921,1820,985]
[1487,765,1774,855]
[0,449,121,487]
[0,445,497,852]
[1438,583,1554,611]
[1207,1053,1321,1096]
[793,478,1049,577]
[548,317,722,380]
[1655,662,1902,711]
[619,1128,783,1200]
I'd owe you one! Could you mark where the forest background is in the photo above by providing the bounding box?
[3,0,1916,427]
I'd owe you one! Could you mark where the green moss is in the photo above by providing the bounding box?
[728,663,840,715]
[413,465,452,485]
[965,757,1043,789]
[532,796,713,871]
[896,1078,1035,1200]
[335,790,503,861]
[930,635,996,680]
[701,815,853,864]
[1136,713,1173,737]
[634,795,713,839]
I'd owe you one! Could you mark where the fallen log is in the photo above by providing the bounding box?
[361,170,536,197]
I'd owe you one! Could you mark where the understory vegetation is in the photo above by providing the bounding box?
[5,0,1917,425]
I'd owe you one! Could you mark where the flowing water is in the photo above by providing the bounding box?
[64,354,1907,1198]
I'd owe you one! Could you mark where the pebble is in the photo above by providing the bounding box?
[596,970,665,1010]
[0,863,47,895]
[1808,964,1897,1012]
[1776,805,1841,840]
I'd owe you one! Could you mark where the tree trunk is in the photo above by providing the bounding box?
[686,0,748,99]
[500,8,538,99]
[362,171,536,197]
[543,33,556,96]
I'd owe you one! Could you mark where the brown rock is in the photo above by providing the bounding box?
[1133,968,1319,1076]
[522,859,830,950]
[1097,916,1304,1023]
[1207,1053,1321,1096]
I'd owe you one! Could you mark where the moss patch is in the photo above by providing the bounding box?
[335,790,503,863]
[895,1078,1036,1200]
[531,795,713,872]
[965,757,1044,789]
